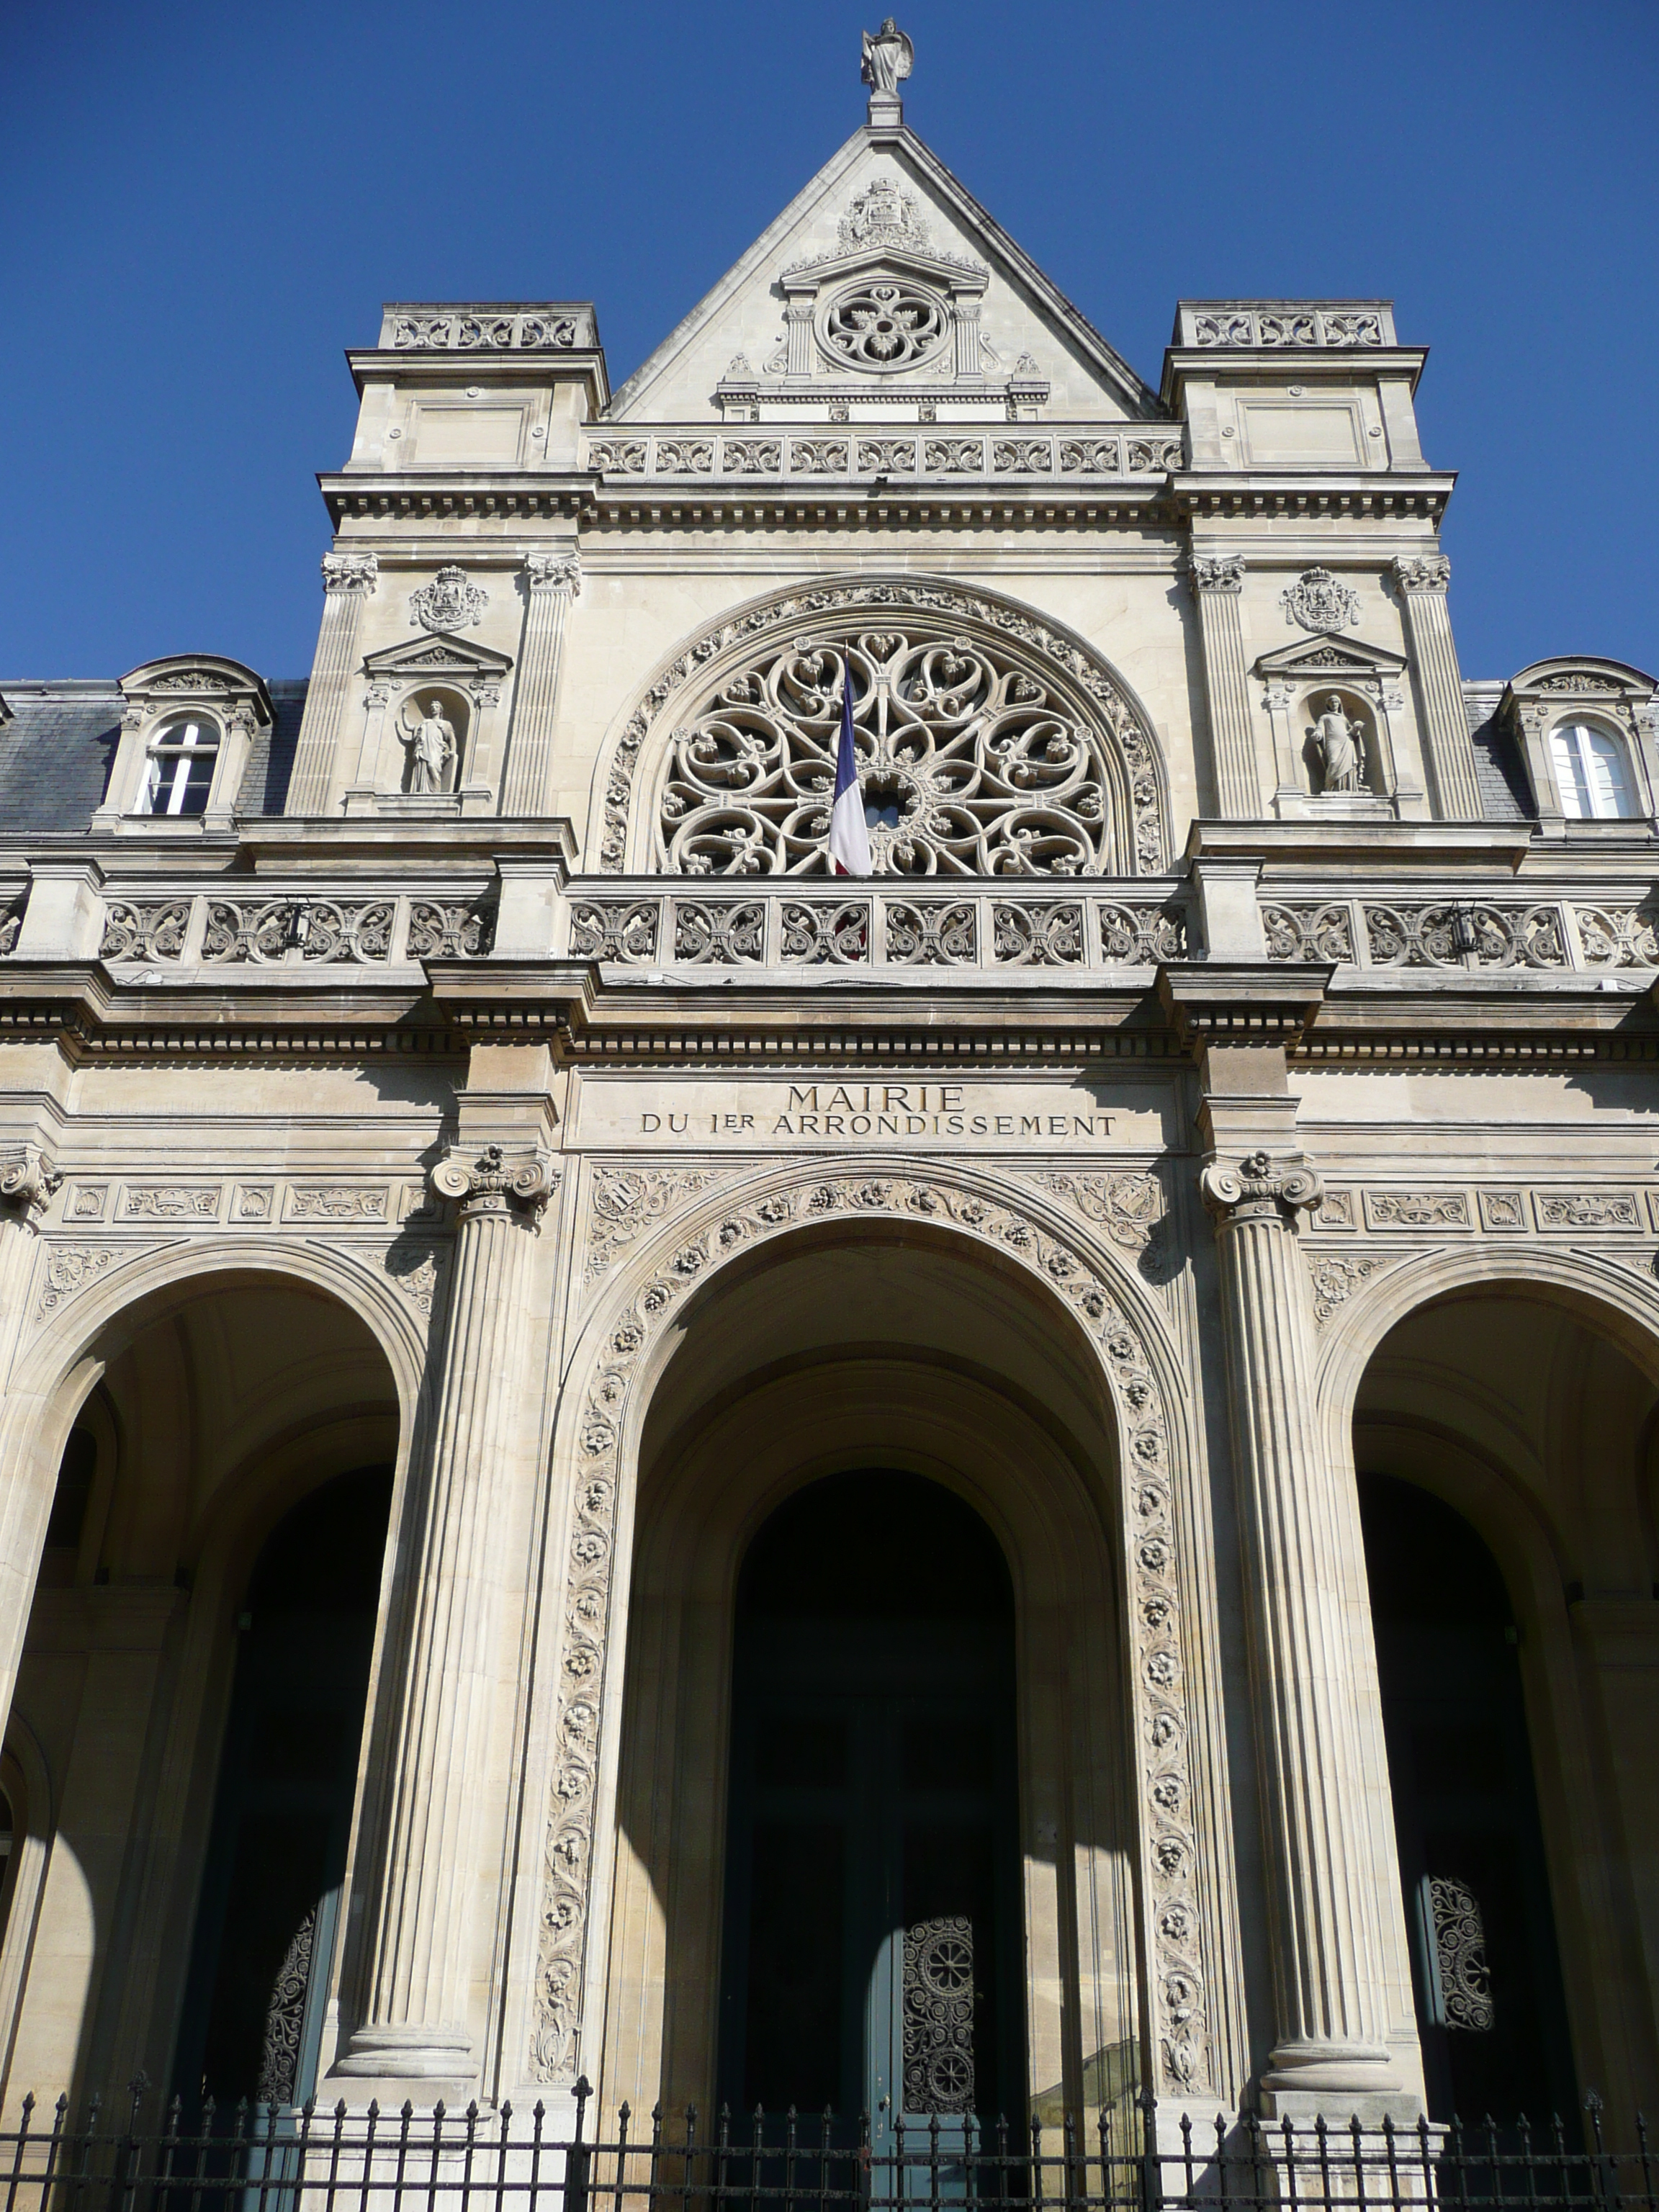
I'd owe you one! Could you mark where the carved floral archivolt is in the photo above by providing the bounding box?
[531,1167,1210,2098]
[600,580,1167,878]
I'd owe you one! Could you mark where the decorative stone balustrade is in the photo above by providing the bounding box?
[583,428,1186,481]
[30,877,1659,981]
[563,885,1192,971]
[1261,894,1659,972]
[94,890,498,968]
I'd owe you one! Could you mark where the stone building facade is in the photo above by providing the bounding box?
[0,29,1655,2142]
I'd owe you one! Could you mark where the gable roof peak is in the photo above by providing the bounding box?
[607,113,1159,424]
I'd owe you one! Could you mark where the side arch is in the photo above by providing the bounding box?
[518,1156,1239,2110]
[585,572,1174,876]
[1313,1241,1659,1471]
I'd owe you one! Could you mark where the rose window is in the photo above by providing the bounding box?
[822,280,948,372]
[658,629,1113,876]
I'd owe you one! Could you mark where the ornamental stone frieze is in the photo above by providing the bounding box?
[1306,1184,1658,1238]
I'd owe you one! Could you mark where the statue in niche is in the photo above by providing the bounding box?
[1309,693,1367,793]
[861,17,914,94]
[398,698,456,793]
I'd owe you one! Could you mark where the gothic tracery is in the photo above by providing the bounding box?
[659,624,1125,876]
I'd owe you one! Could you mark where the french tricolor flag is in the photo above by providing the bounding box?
[828,656,872,877]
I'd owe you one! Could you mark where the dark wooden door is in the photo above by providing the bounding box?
[1360,1475,1576,2126]
[719,1473,1022,2146]
[173,1467,390,2109]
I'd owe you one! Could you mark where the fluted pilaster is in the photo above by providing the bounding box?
[285,552,379,817]
[336,1142,556,2084]
[500,554,581,817]
[1190,556,1263,818]
[1393,555,1481,819]
[1201,1148,1404,2113]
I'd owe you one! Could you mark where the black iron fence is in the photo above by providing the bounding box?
[0,2080,1648,2212]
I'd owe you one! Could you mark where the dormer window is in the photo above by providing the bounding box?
[1549,720,1638,819]
[137,715,220,817]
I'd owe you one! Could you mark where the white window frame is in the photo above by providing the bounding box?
[135,715,222,818]
[1548,718,1639,822]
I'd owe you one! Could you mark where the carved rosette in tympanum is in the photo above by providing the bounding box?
[601,579,1166,878]
[661,630,1112,878]
[530,1169,1210,2098]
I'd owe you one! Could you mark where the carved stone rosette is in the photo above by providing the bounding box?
[531,1169,1214,2098]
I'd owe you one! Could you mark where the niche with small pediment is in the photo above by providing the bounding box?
[1254,635,1424,819]
[346,634,513,817]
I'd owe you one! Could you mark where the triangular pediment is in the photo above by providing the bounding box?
[1254,634,1408,680]
[608,125,1158,423]
[363,632,514,680]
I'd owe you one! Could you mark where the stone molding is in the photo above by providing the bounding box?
[1391,554,1452,595]
[1188,556,1244,595]
[1200,1149,1323,1229]
[322,552,379,596]
[533,1164,1215,2099]
[0,1148,61,1231]
[525,553,583,598]
[431,1142,558,1229]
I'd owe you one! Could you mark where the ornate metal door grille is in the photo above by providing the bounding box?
[901,1915,976,2113]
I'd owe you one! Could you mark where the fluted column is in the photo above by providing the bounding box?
[1393,554,1480,819]
[500,553,581,817]
[336,1141,557,2084]
[285,552,379,817]
[1200,1148,1405,2115]
[1190,555,1263,818]
[0,1148,63,1739]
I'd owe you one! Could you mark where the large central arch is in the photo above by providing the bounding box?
[516,1157,1240,2113]
[586,575,1174,878]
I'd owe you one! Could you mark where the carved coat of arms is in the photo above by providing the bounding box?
[410,566,487,632]
[1280,567,1360,633]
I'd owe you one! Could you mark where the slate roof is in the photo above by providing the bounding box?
[0,680,308,832]
[1461,679,1536,822]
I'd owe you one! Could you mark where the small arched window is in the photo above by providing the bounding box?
[1549,719,1638,819]
[137,714,220,817]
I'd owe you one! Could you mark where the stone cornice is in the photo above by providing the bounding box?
[1171,472,1455,521]
[1158,960,1333,1044]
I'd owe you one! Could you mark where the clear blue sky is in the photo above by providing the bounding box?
[2,0,1654,685]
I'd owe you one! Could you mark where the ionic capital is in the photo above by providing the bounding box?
[321,551,379,597]
[431,1141,558,1229]
[525,552,583,600]
[0,1146,62,1230]
[1200,1148,1322,1228]
[1392,553,1451,595]
[1189,554,1244,595]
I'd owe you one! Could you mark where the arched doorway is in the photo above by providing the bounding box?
[718,1470,1022,2138]
[1350,1281,1659,2124]
[1359,1475,1573,2122]
[171,1466,392,2107]
[0,1269,404,2111]
[598,1219,1152,2131]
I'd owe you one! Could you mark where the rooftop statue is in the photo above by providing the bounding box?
[861,17,914,98]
